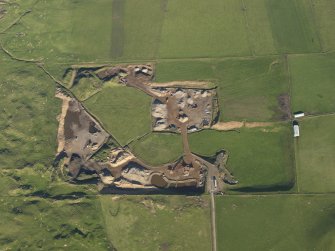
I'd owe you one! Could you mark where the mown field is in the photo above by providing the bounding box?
[289,53,335,115]
[189,125,295,191]
[156,57,290,122]
[84,83,152,146]
[100,195,211,251]
[295,115,335,193]
[2,0,335,63]
[216,195,335,251]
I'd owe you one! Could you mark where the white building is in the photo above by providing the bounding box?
[294,112,305,118]
[293,124,300,137]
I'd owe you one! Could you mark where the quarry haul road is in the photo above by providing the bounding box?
[210,191,217,251]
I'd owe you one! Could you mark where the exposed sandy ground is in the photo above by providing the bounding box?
[55,91,71,153]
[212,121,274,131]
[147,81,214,89]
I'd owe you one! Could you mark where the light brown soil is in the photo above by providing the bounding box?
[212,121,274,131]
[55,91,71,153]
[211,121,244,130]
[245,122,274,128]
[147,81,214,89]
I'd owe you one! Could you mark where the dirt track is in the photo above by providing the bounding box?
[55,91,71,153]
[212,121,274,131]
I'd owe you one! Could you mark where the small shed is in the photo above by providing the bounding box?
[294,111,305,118]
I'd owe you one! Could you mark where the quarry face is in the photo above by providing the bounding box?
[151,87,219,132]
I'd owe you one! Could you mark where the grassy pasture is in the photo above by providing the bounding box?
[120,0,165,59]
[0,196,111,250]
[156,57,290,122]
[83,84,152,146]
[158,0,250,58]
[266,0,321,53]
[130,133,183,166]
[189,125,295,191]
[216,195,335,251]
[243,0,277,55]
[100,195,211,251]
[289,53,335,115]
[1,0,113,62]
[313,0,335,52]
[295,115,335,193]
[0,56,60,169]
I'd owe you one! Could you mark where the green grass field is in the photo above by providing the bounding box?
[0,196,111,250]
[130,133,183,166]
[71,76,104,101]
[289,53,335,115]
[0,55,60,169]
[1,0,113,62]
[100,195,211,251]
[0,0,330,62]
[295,115,335,193]
[158,0,250,58]
[189,125,295,191]
[313,0,335,52]
[120,0,165,59]
[1,0,335,250]
[84,84,152,146]
[266,0,321,53]
[216,195,335,251]
[156,56,290,122]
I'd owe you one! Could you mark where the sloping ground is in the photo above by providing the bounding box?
[216,195,335,251]
[0,56,60,169]
[83,84,152,146]
[0,196,112,250]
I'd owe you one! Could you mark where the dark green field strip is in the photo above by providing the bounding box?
[243,0,277,55]
[289,53,335,114]
[266,0,321,53]
[295,115,335,193]
[111,0,124,58]
[216,194,335,251]
[120,0,166,60]
[83,85,152,146]
[189,125,295,191]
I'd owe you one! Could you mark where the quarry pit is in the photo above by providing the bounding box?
[55,63,236,194]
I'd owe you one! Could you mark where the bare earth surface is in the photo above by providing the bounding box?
[212,121,274,131]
